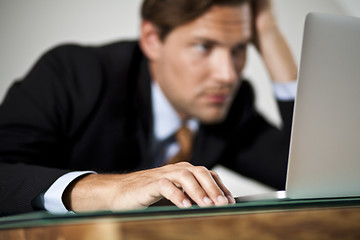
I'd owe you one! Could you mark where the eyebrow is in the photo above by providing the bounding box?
[191,36,251,47]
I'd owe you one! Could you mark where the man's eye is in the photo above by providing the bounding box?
[194,43,211,53]
[232,44,246,55]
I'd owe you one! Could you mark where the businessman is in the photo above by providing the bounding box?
[0,0,297,216]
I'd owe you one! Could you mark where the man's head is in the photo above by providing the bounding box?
[140,0,253,123]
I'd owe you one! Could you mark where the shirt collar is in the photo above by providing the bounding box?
[152,82,198,141]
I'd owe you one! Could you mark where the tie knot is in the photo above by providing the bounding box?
[166,125,194,164]
[176,125,193,146]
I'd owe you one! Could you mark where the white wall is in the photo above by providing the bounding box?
[0,0,142,101]
[0,0,359,195]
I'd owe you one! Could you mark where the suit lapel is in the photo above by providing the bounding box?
[191,124,228,168]
[135,52,154,170]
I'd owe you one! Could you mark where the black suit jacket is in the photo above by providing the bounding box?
[0,41,294,216]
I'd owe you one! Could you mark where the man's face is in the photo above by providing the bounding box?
[150,3,252,123]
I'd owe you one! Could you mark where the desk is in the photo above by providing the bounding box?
[1,198,360,240]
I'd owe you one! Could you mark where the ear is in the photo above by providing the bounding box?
[139,20,163,61]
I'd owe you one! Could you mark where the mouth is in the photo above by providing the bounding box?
[204,90,232,104]
[206,94,229,104]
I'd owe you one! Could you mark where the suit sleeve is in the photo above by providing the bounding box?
[0,45,102,216]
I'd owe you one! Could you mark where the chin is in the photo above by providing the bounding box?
[196,109,228,124]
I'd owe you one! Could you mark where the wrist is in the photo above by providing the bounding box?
[256,28,298,82]
[63,173,115,212]
[255,6,278,35]
[256,23,282,50]
[62,173,91,211]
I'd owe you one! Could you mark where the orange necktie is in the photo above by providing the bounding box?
[166,125,194,164]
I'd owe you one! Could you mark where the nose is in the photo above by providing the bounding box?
[212,51,238,85]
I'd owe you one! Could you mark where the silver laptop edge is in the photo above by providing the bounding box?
[285,12,360,199]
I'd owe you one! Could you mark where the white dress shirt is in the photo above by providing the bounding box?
[43,81,297,213]
[151,82,198,166]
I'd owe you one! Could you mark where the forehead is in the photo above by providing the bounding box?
[166,4,252,45]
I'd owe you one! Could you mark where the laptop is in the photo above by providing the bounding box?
[237,12,360,202]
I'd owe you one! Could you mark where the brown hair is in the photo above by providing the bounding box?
[141,0,252,40]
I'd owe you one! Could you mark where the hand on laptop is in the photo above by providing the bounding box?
[62,162,235,212]
[252,0,298,83]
